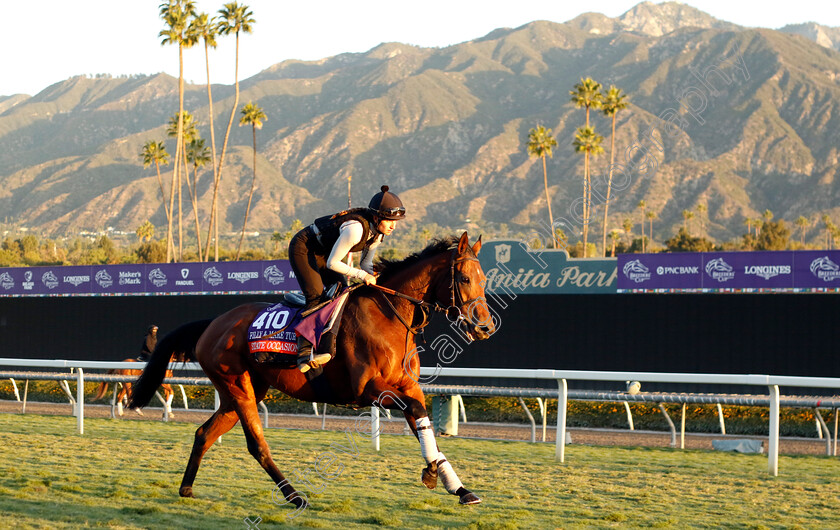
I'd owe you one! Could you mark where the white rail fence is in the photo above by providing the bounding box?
[2,358,840,476]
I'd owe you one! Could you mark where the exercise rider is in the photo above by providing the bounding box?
[284,185,405,373]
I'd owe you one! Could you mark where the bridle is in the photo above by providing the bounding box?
[372,246,483,336]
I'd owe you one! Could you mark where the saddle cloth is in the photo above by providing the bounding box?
[247,291,349,364]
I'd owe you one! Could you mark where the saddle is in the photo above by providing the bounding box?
[249,286,349,368]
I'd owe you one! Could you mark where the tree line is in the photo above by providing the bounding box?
[147,1,266,264]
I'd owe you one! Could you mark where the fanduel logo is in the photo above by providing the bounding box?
[622,259,651,283]
[656,266,699,275]
[743,265,791,280]
[810,256,840,282]
[705,258,735,282]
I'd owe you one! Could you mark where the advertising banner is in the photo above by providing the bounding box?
[619,250,840,292]
[0,260,299,297]
[479,240,617,294]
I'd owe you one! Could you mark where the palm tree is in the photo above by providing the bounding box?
[192,12,222,262]
[570,78,603,253]
[823,215,835,249]
[696,203,707,233]
[744,216,752,237]
[622,218,633,245]
[140,140,171,226]
[235,102,267,260]
[216,2,255,261]
[600,85,628,257]
[167,111,198,260]
[136,220,155,243]
[646,210,656,245]
[763,209,774,223]
[527,125,559,248]
[572,126,604,256]
[186,138,211,257]
[637,200,646,252]
[159,0,198,262]
[609,229,622,257]
[682,209,695,233]
[795,216,809,245]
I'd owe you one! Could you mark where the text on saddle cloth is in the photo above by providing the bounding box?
[247,292,350,356]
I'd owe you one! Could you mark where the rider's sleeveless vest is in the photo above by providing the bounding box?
[311,208,380,254]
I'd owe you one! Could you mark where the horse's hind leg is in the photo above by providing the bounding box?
[179,405,239,498]
[228,385,307,510]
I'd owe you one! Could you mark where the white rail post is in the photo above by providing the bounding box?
[623,401,634,430]
[556,378,567,462]
[214,390,222,444]
[716,403,726,434]
[76,368,85,435]
[768,385,780,476]
[680,403,687,449]
[371,406,380,451]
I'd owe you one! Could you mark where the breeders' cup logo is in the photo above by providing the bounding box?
[203,266,223,287]
[42,271,59,289]
[622,259,651,283]
[263,265,285,286]
[494,244,511,265]
[148,268,167,287]
[94,269,113,288]
[0,272,13,290]
[705,258,735,282]
[810,256,840,282]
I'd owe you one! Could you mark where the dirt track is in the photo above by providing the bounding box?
[1,400,833,456]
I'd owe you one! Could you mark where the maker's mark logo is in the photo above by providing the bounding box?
[203,266,224,287]
[810,256,840,282]
[705,258,735,282]
[622,259,650,283]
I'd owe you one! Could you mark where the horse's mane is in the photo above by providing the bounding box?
[375,236,460,283]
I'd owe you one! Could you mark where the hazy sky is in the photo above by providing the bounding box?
[1,0,839,96]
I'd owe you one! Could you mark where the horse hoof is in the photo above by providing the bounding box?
[290,494,309,509]
[459,492,481,505]
[179,487,194,498]
[421,465,438,489]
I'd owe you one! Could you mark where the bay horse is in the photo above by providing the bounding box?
[129,233,494,509]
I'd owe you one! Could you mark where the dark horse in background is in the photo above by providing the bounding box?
[129,233,494,510]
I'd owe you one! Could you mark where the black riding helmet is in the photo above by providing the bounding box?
[368,185,406,220]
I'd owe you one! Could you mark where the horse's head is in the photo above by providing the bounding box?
[439,232,495,341]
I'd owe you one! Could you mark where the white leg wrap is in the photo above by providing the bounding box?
[437,453,464,494]
[415,417,440,464]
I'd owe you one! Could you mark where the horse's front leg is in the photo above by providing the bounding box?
[362,379,480,505]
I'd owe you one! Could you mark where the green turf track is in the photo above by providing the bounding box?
[0,413,838,529]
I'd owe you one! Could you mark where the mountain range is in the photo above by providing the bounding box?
[1,1,839,247]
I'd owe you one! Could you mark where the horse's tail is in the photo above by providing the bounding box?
[128,319,213,409]
[93,381,109,401]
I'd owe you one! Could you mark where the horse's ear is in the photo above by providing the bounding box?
[471,235,482,255]
[458,232,469,254]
